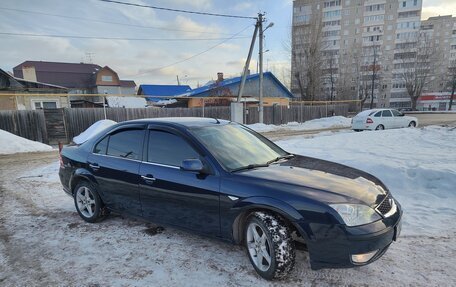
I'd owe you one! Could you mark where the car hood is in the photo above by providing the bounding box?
[238,155,388,206]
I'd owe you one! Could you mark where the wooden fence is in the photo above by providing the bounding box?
[64,106,231,141]
[246,104,349,125]
[0,104,348,144]
[0,110,48,143]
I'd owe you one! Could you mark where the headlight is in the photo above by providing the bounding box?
[330,204,381,226]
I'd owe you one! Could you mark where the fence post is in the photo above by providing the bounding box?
[202,98,205,118]
[103,95,107,120]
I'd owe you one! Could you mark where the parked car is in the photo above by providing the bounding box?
[59,118,402,280]
[351,108,418,131]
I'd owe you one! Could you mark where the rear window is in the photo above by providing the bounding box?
[106,129,144,160]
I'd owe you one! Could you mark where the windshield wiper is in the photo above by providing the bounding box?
[267,154,295,165]
[230,163,269,173]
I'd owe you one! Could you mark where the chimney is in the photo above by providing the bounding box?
[216,72,224,83]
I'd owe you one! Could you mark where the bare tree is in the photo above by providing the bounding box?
[399,33,437,110]
[351,45,382,111]
[289,11,326,101]
[323,52,338,102]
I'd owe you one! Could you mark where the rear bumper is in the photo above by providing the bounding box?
[296,205,402,270]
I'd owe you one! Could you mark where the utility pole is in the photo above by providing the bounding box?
[258,13,264,123]
[237,18,260,103]
[176,75,180,85]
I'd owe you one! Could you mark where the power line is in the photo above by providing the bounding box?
[0,32,249,41]
[0,7,243,36]
[98,0,257,20]
[132,25,253,76]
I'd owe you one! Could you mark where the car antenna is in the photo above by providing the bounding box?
[213,118,220,124]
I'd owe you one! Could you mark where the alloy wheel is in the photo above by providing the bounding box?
[246,222,272,272]
[76,186,96,218]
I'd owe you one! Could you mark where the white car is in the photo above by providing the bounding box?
[351,108,418,131]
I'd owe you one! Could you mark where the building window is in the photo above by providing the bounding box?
[402,1,406,7]
[102,75,113,82]
[32,100,58,110]
[414,0,417,6]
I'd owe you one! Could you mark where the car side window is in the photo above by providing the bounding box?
[94,136,109,155]
[391,110,401,117]
[374,111,382,117]
[382,110,392,117]
[106,129,144,160]
[148,130,200,167]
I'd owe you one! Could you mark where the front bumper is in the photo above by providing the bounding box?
[297,206,402,270]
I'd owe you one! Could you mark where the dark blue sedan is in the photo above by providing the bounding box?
[59,117,402,280]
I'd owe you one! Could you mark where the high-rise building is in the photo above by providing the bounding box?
[291,0,423,108]
[420,15,456,94]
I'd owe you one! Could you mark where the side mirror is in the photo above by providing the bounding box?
[181,159,204,173]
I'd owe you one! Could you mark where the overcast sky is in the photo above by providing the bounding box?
[0,0,454,88]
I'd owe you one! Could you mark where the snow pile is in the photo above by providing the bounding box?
[106,96,147,108]
[276,126,456,237]
[0,129,53,155]
[248,116,351,133]
[73,120,117,144]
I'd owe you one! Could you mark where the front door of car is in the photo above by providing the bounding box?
[87,127,145,216]
[391,109,405,128]
[139,128,220,237]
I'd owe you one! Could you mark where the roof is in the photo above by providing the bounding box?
[0,68,68,91]
[13,61,101,89]
[138,84,192,96]
[177,72,293,98]
[120,80,136,88]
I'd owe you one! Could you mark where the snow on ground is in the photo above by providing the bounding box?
[276,126,456,237]
[0,126,455,286]
[73,119,117,144]
[248,116,352,133]
[0,129,53,155]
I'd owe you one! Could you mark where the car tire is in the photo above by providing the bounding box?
[73,181,106,223]
[245,211,295,280]
[408,121,416,128]
[375,124,385,130]
[354,129,362,132]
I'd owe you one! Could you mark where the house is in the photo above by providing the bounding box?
[137,84,192,106]
[12,61,136,106]
[177,72,293,108]
[0,69,68,110]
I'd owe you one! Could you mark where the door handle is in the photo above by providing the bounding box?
[89,163,100,170]
[141,175,156,182]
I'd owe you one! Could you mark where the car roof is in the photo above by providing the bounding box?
[121,117,231,128]
[357,108,393,117]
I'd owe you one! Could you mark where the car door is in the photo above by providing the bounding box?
[139,126,221,237]
[391,109,405,128]
[381,110,393,129]
[87,125,145,215]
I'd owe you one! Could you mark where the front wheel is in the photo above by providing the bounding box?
[408,121,416,128]
[74,181,105,223]
[245,212,295,280]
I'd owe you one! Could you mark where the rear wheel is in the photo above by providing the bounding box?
[245,212,295,280]
[408,121,416,128]
[74,181,105,223]
[375,124,385,130]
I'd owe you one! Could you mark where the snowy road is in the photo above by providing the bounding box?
[1,127,455,286]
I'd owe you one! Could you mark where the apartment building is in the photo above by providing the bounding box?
[420,15,456,93]
[291,0,423,108]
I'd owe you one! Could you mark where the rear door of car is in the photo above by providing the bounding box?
[87,125,145,215]
[381,110,393,128]
[138,126,221,237]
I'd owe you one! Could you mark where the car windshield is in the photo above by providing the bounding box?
[190,123,288,172]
